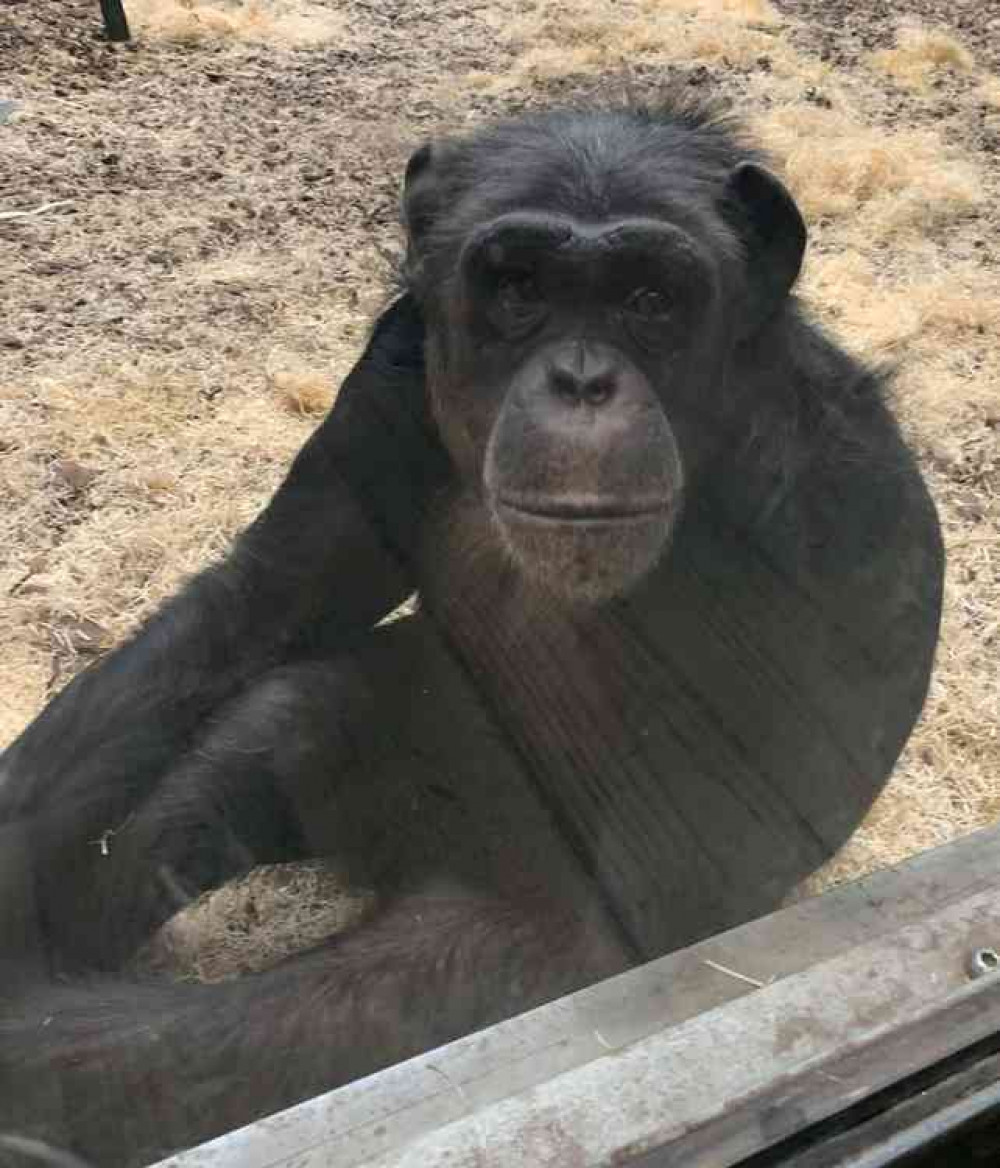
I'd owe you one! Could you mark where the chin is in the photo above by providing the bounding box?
[493,502,677,606]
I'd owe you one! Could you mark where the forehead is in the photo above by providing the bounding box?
[447,113,742,260]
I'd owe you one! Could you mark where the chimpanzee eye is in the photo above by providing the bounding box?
[625,288,674,322]
[493,273,546,333]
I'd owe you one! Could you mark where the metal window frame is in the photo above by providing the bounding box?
[154,824,1000,1168]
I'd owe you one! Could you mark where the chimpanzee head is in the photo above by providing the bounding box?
[403,100,806,604]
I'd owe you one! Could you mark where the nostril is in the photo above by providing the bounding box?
[548,356,619,408]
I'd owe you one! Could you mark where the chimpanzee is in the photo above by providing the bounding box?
[0,94,944,1167]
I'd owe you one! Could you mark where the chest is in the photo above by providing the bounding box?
[433,516,934,958]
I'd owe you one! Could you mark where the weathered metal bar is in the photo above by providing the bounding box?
[846,1080,1000,1167]
[762,1040,1000,1165]
[153,824,1000,1168]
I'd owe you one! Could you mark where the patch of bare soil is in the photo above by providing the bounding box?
[1,0,997,976]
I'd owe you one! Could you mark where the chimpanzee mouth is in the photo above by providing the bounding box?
[496,495,671,523]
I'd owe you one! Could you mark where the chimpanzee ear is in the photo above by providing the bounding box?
[724,161,807,338]
[402,141,441,253]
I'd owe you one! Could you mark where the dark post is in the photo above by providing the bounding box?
[99,0,131,42]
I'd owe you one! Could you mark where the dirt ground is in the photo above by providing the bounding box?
[1,0,998,979]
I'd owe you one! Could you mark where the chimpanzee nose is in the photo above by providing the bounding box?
[547,344,620,408]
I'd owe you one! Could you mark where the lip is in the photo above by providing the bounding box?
[496,496,670,522]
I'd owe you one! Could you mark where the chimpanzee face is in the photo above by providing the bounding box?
[404,110,805,603]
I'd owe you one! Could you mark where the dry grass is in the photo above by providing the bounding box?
[870,22,976,90]
[127,0,350,46]
[486,0,790,91]
[981,75,1000,109]
[0,225,370,745]
[135,864,377,981]
[651,0,780,22]
[0,368,308,741]
[757,106,983,235]
[268,368,336,416]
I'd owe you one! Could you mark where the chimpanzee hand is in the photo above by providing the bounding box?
[263,293,451,567]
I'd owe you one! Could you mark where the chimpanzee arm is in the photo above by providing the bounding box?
[0,889,627,1167]
[0,297,446,964]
